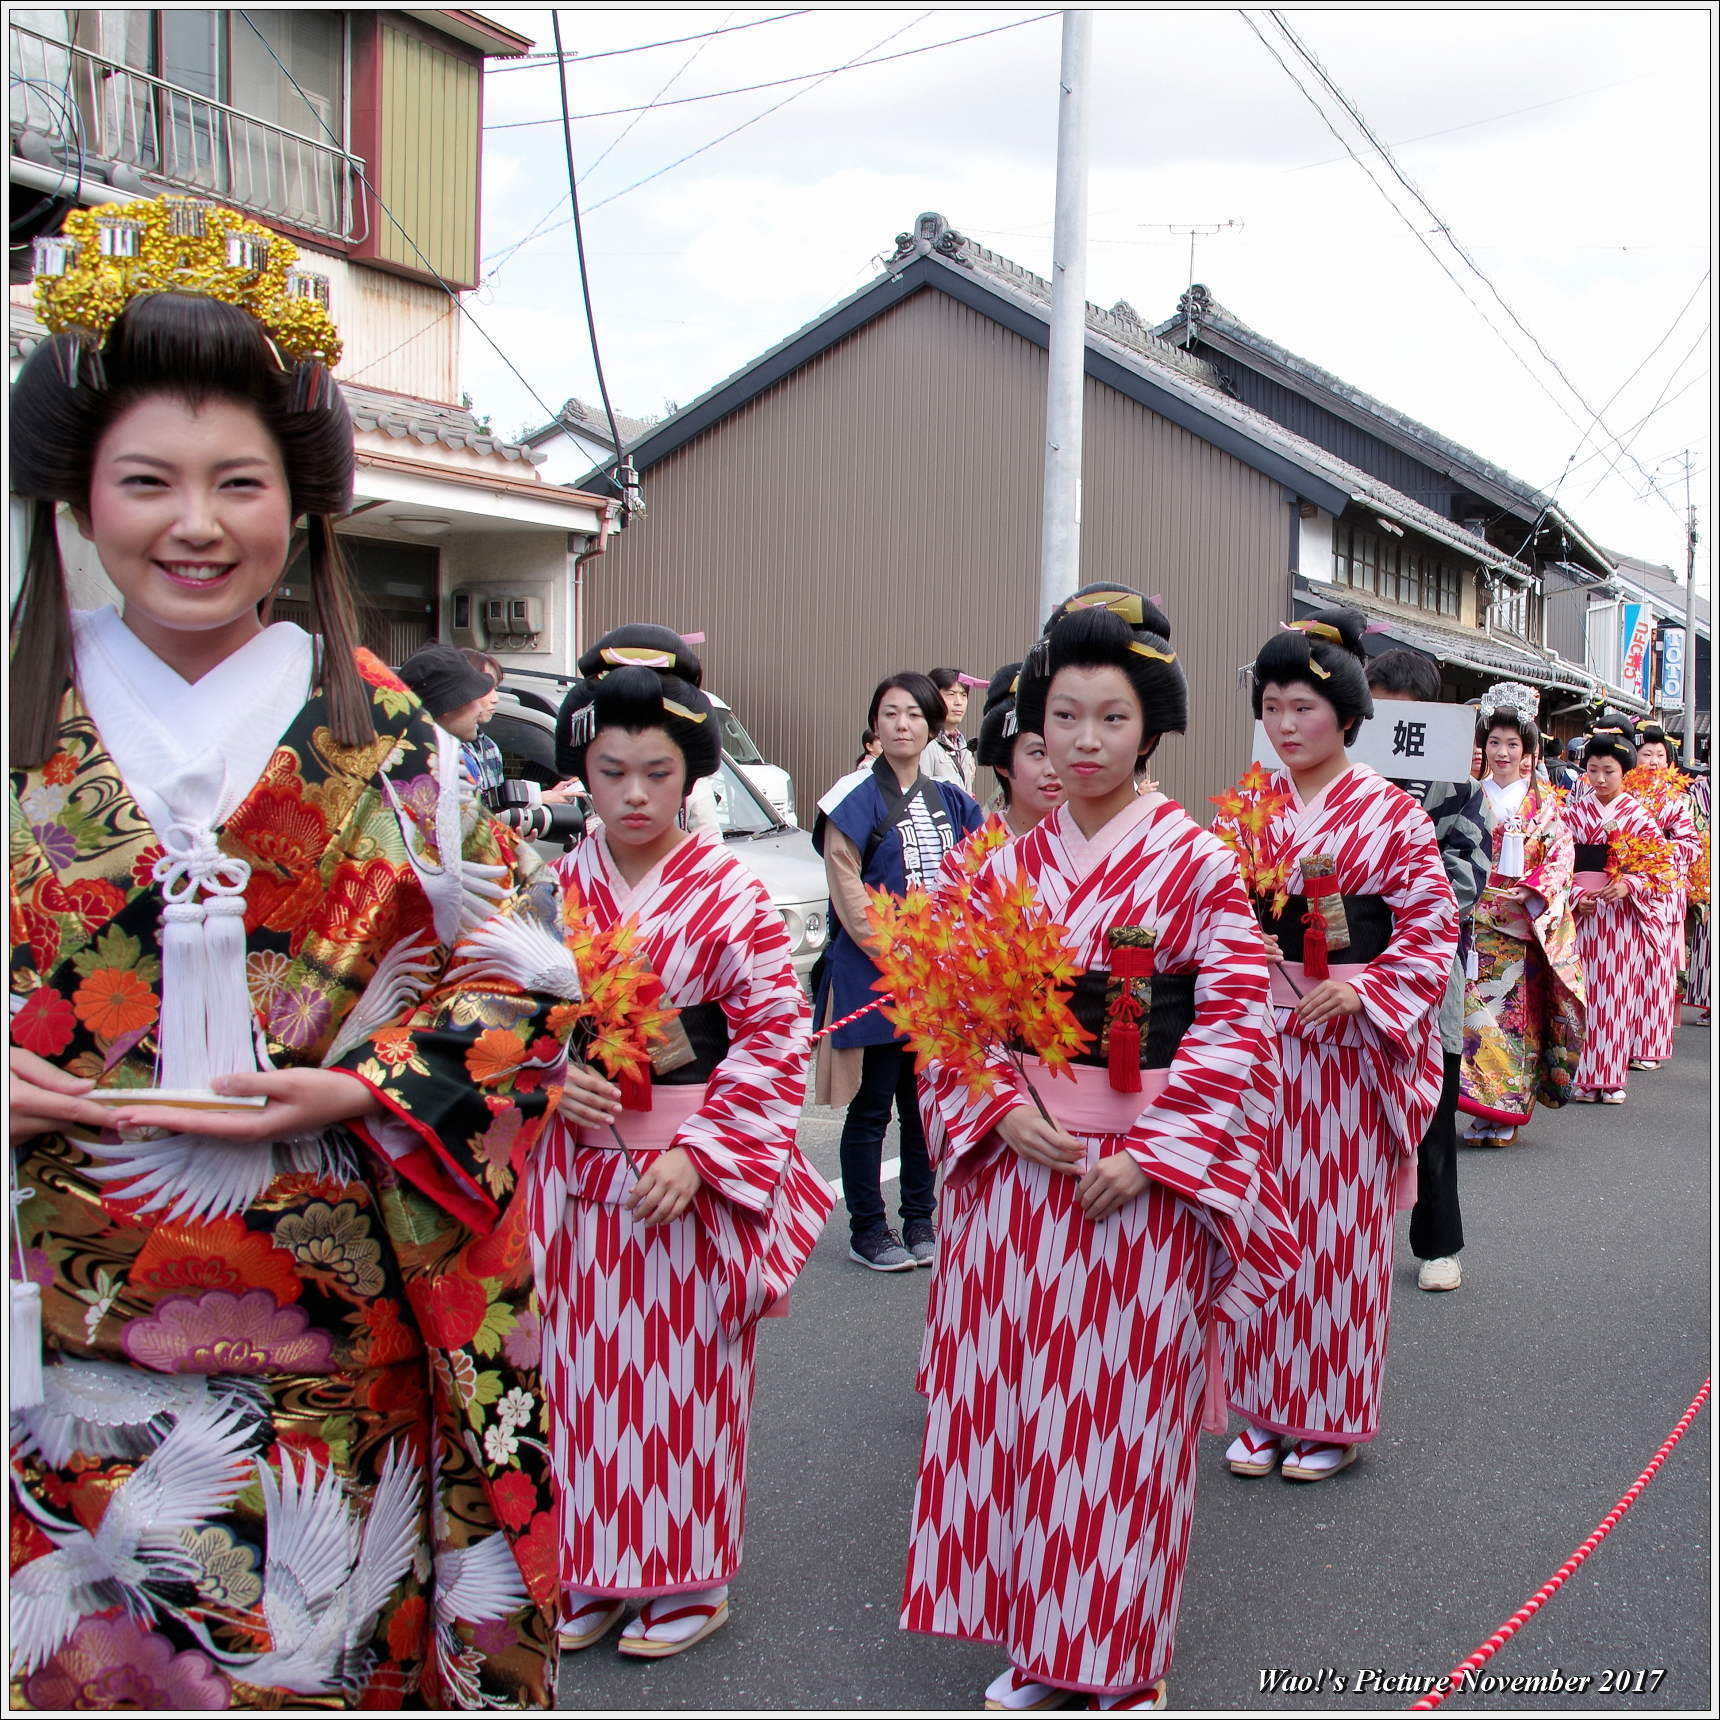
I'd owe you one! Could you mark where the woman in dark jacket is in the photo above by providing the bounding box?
[813,673,983,1269]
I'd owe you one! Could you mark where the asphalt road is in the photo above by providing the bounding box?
[557,1019,1711,1716]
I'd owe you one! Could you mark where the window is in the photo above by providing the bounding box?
[39,10,353,238]
[1334,520,1460,617]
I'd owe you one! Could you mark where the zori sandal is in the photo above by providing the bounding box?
[557,1594,626,1652]
[1279,1439,1359,1482]
[616,1588,730,1659]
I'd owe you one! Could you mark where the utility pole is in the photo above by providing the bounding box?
[1682,452,1700,764]
[1038,9,1092,621]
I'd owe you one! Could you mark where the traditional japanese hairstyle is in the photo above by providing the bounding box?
[9,195,362,770]
[975,661,1026,771]
[556,623,720,783]
[1249,607,1373,741]
[1014,583,1185,763]
[1582,710,1638,771]
[1476,680,1542,755]
[1634,721,1680,764]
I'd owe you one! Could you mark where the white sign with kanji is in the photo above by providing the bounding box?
[1251,699,1476,782]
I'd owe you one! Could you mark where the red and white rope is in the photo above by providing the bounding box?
[1407,1378,1710,1710]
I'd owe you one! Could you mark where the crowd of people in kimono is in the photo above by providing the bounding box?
[8,199,1710,1712]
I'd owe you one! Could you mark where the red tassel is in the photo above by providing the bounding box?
[619,1069,653,1112]
[1300,873,1339,981]
[1107,942,1155,1093]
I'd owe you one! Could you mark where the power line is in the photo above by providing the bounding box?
[486,11,812,72]
[1235,12,1610,481]
[484,12,1060,131]
[1264,10,1678,516]
[483,10,959,277]
[484,10,739,279]
[235,11,560,422]
[1576,330,1711,501]
[1537,271,1709,496]
[1285,73,1650,174]
[548,8,627,488]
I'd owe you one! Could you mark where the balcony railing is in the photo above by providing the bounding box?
[9,21,364,243]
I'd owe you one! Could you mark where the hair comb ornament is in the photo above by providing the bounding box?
[1284,619,1344,646]
[1129,642,1176,664]
[1478,681,1539,727]
[1070,591,1145,627]
[32,195,341,394]
[661,698,708,725]
[599,645,679,671]
[565,702,598,749]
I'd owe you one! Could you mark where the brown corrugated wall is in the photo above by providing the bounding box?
[584,288,1290,818]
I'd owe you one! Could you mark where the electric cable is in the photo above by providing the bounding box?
[548,8,627,482]
[487,12,811,73]
[1238,10,1652,515]
[483,10,738,279]
[234,11,562,422]
[482,10,967,276]
[1265,10,1680,514]
[485,12,1059,130]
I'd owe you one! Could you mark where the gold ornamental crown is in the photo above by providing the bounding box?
[32,195,342,370]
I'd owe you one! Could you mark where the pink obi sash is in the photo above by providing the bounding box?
[1269,960,1370,1010]
[571,1081,827,1330]
[1014,1055,1170,1139]
[575,1082,707,1150]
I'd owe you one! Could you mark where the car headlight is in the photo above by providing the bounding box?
[779,904,826,955]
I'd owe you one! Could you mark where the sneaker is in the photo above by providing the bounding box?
[849,1226,916,1271]
[1417,1255,1462,1292]
[903,1218,937,1267]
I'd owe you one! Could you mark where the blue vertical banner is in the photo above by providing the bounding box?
[1660,625,1685,705]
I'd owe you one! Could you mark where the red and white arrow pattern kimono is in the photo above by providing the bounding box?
[900,793,1299,1696]
[1632,779,1701,1062]
[1223,765,1457,1447]
[531,832,827,1599]
[1564,790,1667,1093]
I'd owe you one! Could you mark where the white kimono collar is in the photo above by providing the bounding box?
[71,606,314,841]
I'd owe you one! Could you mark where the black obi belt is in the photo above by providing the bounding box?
[1264,893,1394,965]
[1012,969,1199,1072]
[1573,842,1609,873]
[652,1001,731,1085]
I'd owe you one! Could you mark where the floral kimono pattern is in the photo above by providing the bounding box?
[1459,783,1585,1126]
[10,654,574,1711]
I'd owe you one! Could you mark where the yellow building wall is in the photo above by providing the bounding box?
[374,24,480,287]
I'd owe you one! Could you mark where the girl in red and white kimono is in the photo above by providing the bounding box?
[1622,726,1701,1069]
[1221,611,1457,1484]
[532,626,830,1660]
[901,589,1299,1713]
[1566,725,1670,1103]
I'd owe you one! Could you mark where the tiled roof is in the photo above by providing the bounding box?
[341,383,541,464]
[1294,578,1642,704]
[521,396,654,452]
[1155,285,1553,510]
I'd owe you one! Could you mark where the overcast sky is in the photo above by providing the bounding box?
[468,6,1712,587]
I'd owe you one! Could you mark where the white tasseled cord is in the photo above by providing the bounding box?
[10,1162,42,1407]
[151,822,259,1092]
[1499,816,1528,880]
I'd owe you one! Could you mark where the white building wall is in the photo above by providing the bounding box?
[1299,507,1335,583]
[439,529,575,671]
[301,249,460,403]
